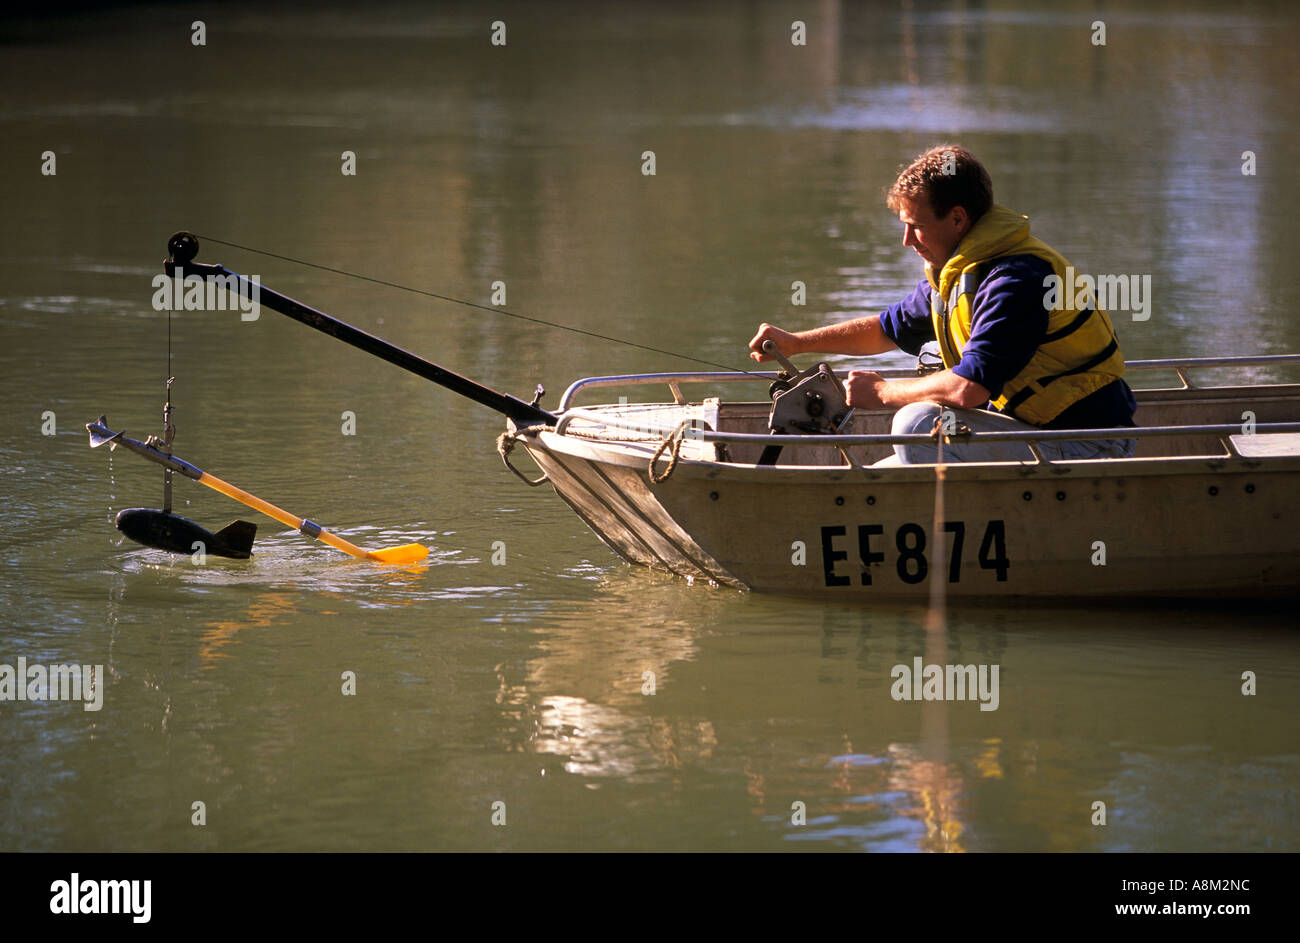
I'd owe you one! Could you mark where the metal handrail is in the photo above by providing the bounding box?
[684,422,1300,448]
[557,354,1300,410]
[555,406,708,438]
[545,416,1300,450]
[558,372,777,410]
[1126,356,1300,369]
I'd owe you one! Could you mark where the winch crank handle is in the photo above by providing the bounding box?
[761,339,800,375]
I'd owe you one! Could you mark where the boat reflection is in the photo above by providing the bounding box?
[497,573,995,850]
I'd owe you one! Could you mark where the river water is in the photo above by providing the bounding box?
[1,1,1296,852]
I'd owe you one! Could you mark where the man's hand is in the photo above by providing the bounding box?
[748,323,801,363]
[844,370,888,409]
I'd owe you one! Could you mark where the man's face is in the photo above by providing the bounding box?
[898,196,969,268]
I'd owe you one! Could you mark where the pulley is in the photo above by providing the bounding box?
[758,340,853,465]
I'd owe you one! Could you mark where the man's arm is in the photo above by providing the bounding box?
[844,368,990,410]
[748,316,897,361]
[751,316,990,407]
[843,256,1049,413]
[749,278,936,363]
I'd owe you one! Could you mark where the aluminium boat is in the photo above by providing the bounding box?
[502,357,1300,599]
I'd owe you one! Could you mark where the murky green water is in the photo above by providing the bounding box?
[1,1,1297,852]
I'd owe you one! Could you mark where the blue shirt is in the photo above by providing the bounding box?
[877,254,1136,429]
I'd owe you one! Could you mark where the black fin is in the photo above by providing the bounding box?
[211,520,257,559]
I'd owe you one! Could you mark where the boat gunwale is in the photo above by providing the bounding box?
[519,356,1300,476]
[550,407,1300,451]
[523,427,1300,482]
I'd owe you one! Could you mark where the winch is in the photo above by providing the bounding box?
[758,340,853,465]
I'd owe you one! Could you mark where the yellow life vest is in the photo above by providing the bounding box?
[927,204,1125,426]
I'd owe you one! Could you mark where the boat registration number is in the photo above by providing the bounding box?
[819,521,1010,587]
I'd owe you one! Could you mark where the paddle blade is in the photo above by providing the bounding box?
[365,543,429,565]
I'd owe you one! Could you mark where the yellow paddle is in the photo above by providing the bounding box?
[196,470,427,564]
[88,417,428,565]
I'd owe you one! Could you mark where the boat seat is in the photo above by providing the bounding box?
[1230,432,1300,458]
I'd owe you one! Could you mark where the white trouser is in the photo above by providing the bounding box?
[878,401,1137,465]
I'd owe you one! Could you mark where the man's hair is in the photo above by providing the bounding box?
[886,144,993,222]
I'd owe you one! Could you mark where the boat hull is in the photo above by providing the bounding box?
[519,432,1297,599]
[510,377,1300,599]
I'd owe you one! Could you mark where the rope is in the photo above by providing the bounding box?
[649,421,695,483]
[496,430,549,486]
[192,234,764,377]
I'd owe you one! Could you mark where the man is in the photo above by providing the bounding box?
[748,145,1136,463]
